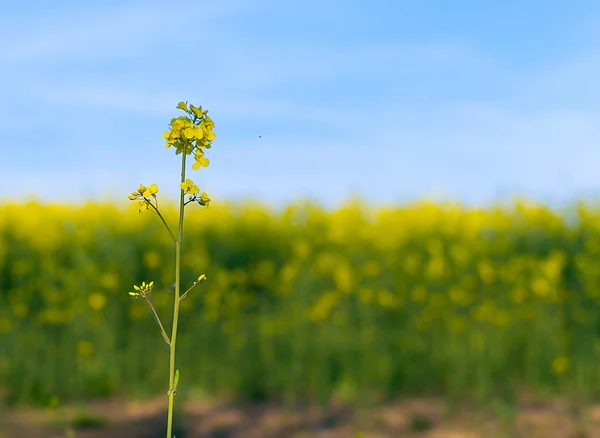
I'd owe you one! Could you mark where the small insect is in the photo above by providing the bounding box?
[258,135,262,139]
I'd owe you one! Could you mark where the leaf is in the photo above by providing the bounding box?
[176,101,188,111]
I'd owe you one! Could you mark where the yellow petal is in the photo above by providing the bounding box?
[144,184,158,196]
[184,128,195,139]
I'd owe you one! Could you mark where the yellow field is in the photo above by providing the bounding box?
[1,199,599,405]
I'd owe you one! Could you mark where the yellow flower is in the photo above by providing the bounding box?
[184,127,203,140]
[192,156,209,170]
[164,117,194,150]
[137,200,149,212]
[143,183,159,197]
[189,104,206,119]
[129,183,158,200]
[198,192,210,207]
[180,178,199,195]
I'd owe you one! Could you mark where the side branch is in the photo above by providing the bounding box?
[180,275,206,300]
[146,200,177,243]
[144,297,171,345]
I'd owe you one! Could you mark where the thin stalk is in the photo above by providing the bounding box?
[144,297,170,345]
[180,278,203,301]
[166,152,187,438]
[146,200,177,243]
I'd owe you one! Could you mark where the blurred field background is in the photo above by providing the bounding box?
[4,198,600,436]
[5,0,600,436]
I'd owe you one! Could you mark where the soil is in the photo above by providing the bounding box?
[1,394,599,438]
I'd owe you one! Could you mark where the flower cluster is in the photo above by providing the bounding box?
[128,183,159,212]
[163,101,216,171]
[181,178,210,207]
[128,183,159,200]
[129,281,154,299]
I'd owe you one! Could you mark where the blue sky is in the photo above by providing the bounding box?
[2,0,600,208]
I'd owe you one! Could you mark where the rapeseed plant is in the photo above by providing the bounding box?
[128,101,215,437]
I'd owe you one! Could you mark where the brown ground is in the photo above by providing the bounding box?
[1,394,600,438]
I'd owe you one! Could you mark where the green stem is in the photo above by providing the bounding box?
[167,152,186,438]
[146,200,177,243]
[144,297,170,345]
[180,278,203,301]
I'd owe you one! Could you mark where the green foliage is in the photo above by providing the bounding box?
[70,409,107,429]
[1,199,600,405]
[409,414,433,432]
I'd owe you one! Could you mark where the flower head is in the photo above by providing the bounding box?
[129,281,154,299]
[163,102,216,170]
[129,183,159,199]
[128,184,159,212]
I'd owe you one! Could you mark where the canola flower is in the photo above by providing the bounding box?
[127,101,215,438]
